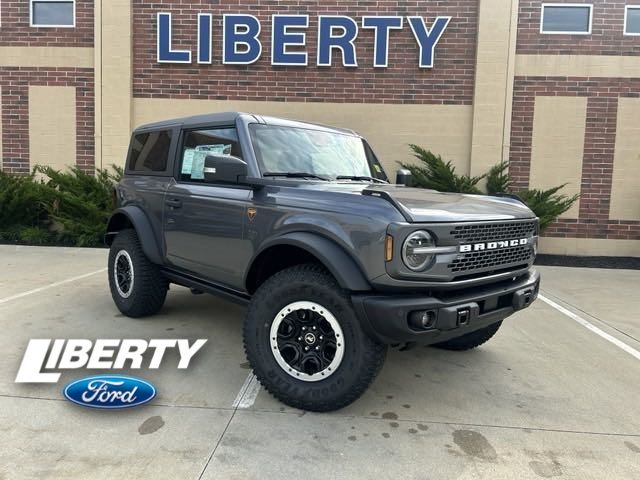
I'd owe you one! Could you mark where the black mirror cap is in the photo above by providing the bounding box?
[204,154,248,184]
[396,168,413,187]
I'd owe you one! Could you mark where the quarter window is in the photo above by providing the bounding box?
[129,130,173,173]
[625,6,640,35]
[540,4,592,34]
[179,128,242,182]
[31,1,75,28]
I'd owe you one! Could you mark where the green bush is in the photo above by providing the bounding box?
[485,160,579,232]
[400,145,486,194]
[401,149,579,233]
[0,165,122,247]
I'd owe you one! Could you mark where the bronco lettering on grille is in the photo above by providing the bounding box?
[459,238,529,253]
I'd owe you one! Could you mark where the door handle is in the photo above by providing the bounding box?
[165,198,182,208]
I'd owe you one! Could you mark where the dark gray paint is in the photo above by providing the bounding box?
[111,113,537,295]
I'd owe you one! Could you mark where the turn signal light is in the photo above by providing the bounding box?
[385,234,393,262]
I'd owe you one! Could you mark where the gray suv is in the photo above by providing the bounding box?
[106,112,540,411]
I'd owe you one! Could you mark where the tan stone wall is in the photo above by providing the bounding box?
[469,0,519,176]
[0,47,93,68]
[610,98,640,221]
[529,96,587,218]
[540,237,640,257]
[515,54,640,78]
[132,99,473,178]
[99,0,132,169]
[28,86,76,171]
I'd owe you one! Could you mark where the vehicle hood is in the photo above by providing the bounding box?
[360,185,535,222]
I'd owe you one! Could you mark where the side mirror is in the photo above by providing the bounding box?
[204,154,248,184]
[395,168,413,187]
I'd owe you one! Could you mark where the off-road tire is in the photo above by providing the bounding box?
[432,321,502,351]
[108,228,168,318]
[244,264,387,412]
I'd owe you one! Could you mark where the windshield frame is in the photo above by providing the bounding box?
[248,123,388,182]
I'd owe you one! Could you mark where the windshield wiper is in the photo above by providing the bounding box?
[263,172,331,181]
[336,175,388,184]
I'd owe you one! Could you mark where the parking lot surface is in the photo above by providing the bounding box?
[0,245,639,479]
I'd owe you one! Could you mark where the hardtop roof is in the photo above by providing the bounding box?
[133,112,358,136]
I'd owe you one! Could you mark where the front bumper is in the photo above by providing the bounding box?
[352,269,540,345]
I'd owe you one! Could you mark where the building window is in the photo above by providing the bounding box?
[30,1,75,28]
[625,6,640,35]
[540,4,593,34]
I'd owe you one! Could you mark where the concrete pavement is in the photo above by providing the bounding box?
[0,246,638,479]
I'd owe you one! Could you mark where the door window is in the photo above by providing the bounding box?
[179,128,242,182]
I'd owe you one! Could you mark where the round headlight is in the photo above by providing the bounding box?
[402,230,435,271]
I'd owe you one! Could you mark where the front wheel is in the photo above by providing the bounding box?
[244,264,387,412]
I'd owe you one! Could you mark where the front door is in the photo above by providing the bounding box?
[163,127,252,289]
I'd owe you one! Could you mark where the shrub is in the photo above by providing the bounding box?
[401,148,579,233]
[0,165,122,247]
[485,160,579,232]
[400,144,486,194]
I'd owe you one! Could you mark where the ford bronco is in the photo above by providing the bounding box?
[106,112,540,411]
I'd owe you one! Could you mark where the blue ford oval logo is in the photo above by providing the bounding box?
[63,375,156,409]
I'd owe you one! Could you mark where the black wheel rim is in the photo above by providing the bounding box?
[114,250,134,298]
[270,301,344,382]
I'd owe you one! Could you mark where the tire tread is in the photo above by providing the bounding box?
[244,264,386,412]
[108,229,168,318]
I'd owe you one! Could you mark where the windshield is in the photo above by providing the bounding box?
[249,124,387,181]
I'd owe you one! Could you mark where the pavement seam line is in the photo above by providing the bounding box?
[0,268,107,304]
[539,294,640,362]
[196,374,262,478]
[196,409,237,480]
[244,408,640,438]
[2,394,638,439]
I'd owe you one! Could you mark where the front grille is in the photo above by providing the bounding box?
[447,220,537,277]
[450,221,537,243]
[448,245,533,274]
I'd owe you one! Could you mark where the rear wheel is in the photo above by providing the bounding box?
[244,264,387,412]
[432,321,502,351]
[108,229,168,318]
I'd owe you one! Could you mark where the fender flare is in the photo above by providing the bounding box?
[247,232,371,292]
[104,206,163,265]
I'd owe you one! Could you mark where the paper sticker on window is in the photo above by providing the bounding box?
[196,144,232,155]
[185,144,233,179]
[182,149,196,174]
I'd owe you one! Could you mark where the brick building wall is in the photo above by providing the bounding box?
[0,0,638,255]
[511,0,640,244]
[0,0,94,47]
[517,0,640,55]
[131,0,478,105]
[0,68,94,174]
[0,1,95,174]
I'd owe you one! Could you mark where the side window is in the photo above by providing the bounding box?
[179,128,242,182]
[129,130,172,173]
